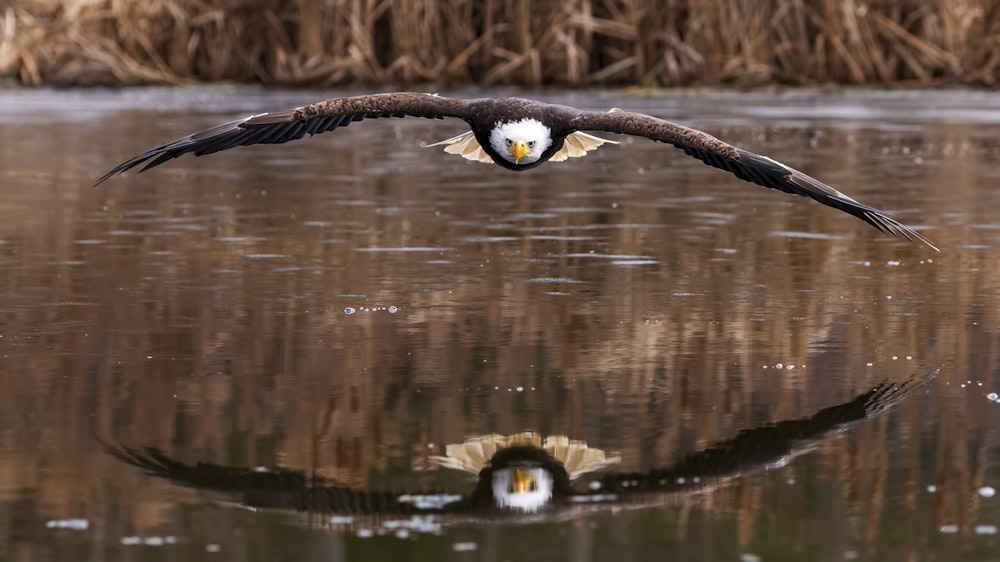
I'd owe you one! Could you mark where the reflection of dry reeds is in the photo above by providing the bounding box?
[3,0,1000,86]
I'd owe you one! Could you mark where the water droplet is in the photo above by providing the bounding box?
[344,307,356,314]
[388,306,398,313]
[979,486,995,498]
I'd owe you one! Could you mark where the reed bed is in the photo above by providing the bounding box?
[2,0,999,87]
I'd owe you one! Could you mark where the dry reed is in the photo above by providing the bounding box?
[2,0,999,87]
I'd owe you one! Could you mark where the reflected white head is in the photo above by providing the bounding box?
[489,119,553,165]
[491,466,554,512]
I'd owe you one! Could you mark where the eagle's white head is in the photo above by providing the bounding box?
[491,465,554,512]
[489,119,552,165]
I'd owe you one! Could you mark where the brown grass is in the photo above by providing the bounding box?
[2,0,1000,87]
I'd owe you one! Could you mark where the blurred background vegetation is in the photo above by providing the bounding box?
[2,0,999,87]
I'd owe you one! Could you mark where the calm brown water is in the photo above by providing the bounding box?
[1,88,999,561]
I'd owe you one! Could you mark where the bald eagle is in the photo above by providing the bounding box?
[105,377,923,531]
[96,93,937,250]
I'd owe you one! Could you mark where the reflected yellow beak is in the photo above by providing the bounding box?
[507,139,528,165]
[512,468,532,494]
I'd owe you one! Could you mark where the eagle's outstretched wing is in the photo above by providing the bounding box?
[581,377,928,502]
[104,444,449,515]
[569,110,938,251]
[95,93,471,185]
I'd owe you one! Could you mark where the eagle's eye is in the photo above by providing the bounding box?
[507,484,516,494]
[527,141,536,149]
[505,139,512,147]
[528,480,537,492]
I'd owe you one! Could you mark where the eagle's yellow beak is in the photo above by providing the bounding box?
[512,468,532,494]
[508,139,528,165]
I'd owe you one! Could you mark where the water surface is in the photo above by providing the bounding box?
[0,88,998,561]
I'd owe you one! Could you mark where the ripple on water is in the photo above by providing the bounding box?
[344,306,399,315]
[525,277,584,284]
[46,519,89,531]
[564,253,650,259]
[459,236,520,243]
[243,253,288,259]
[769,230,843,240]
[526,235,596,241]
[612,259,659,266]
[120,536,180,546]
[216,236,270,242]
[355,246,451,252]
[508,212,559,220]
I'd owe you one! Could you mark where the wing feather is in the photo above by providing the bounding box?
[104,443,433,516]
[549,131,618,162]
[97,93,472,185]
[426,130,495,164]
[570,109,937,250]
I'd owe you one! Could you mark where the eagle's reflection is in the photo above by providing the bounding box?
[107,378,925,529]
